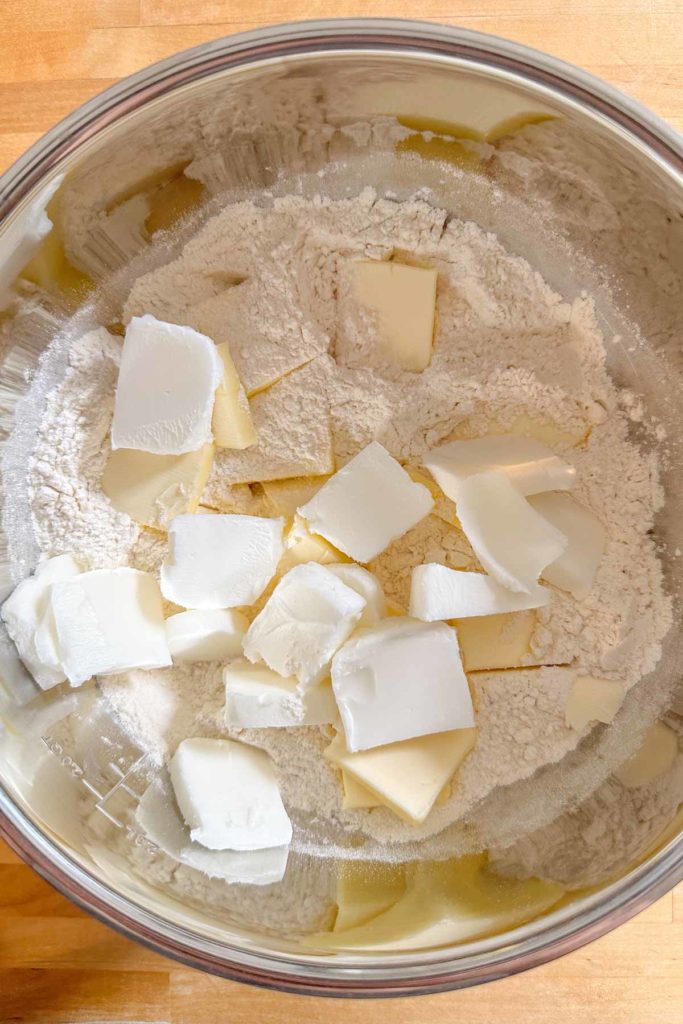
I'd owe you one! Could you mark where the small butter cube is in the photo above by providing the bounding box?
[102,444,214,530]
[243,563,366,689]
[353,260,437,372]
[565,674,624,732]
[50,568,171,687]
[615,721,679,789]
[299,442,433,563]
[341,771,380,809]
[331,618,474,752]
[454,472,567,593]
[224,661,337,727]
[424,435,575,498]
[410,564,550,621]
[278,516,345,575]
[111,315,223,455]
[326,564,386,626]
[1,554,82,689]
[455,610,536,672]
[211,342,257,450]
[325,728,477,824]
[262,476,330,518]
[166,609,248,663]
[161,513,284,609]
[170,737,292,851]
[529,492,605,599]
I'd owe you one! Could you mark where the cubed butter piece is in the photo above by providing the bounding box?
[341,771,380,810]
[299,442,433,563]
[278,516,346,576]
[102,444,214,530]
[454,610,536,672]
[224,661,337,728]
[353,260,437,372]
[424,435,575,498]
[166,608,248,663]
[325,728,477,824]
[170,737,292,851]
[615,722,679,789]
[262,476,330,518]
[161,513,284,609]
[410,564,550,622]
[530,492,605,599]
[332,618,474,752]
[111,315,223,455]
[212,342,257,450]
[565,674,625,732]
[243,563,366,690]
[50,568,171,687]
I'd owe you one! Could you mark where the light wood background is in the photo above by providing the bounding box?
[0,2,682,1021]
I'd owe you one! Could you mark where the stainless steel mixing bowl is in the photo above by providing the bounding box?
[0,18,682,996]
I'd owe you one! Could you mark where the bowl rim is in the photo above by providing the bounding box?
[0,16,681,997]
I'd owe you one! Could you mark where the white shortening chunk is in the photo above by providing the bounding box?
[102,444,214,530]
[166,609,248,663]
[565,674,624,732]
[353,260,438,372]
[50,568,171,687]
[211,342,257,450]
[325,728,477,824]
[529,492,606,599]
[111,315,223,455]
[424,435,576,499]
[410,564,550,622]
[243,563,366,689]
[326,564,386,626]
[170,738,292,851]
[161,513,284,609]
[455,472,567,594]
[299,442,433,563]
[331,618,474,752]
[224,661,337,727]
[1,554,82,689]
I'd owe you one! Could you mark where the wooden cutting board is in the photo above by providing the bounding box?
[1,1,682,1021]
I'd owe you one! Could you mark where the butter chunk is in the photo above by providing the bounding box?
[565,674,624,732]
[262,476,330,518]
[102,444,214,530]
[111,315,223,455]
[278,516,345,575]
[166,609,248,663]
[50,568,171,687]
[455,471,567,593]
[410,564,550,622]
[205,359,334,487]
[225,661,337,728]
[299,442,433,563]
[342,771,380,810]
[211,342,256,450]
[353,260,437,372]
[332,618,474,751]
[615,722,678,789]
[425,435,576,498]
[455,610,536,672]
[530,492,605,599]
[325,729,477,824]
[243,563,366,690]
[170,738,292,851]
[161,513,284,609]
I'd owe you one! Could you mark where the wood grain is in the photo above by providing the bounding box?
[0,2,681,1021]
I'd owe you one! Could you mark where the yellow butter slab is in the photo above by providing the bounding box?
[454,610,536,672]
[212,342,257,450]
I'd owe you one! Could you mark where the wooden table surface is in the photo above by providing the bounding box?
[0,1,682,1021]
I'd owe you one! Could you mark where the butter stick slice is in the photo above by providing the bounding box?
[102,444,214,531]
[212,342,257,450]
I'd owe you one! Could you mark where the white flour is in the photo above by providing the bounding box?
[22,186,674,877]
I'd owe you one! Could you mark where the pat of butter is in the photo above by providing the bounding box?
[170,737,292,851]
[454,471,567,593]
[102,444,214,530]
[454,610,536,672]
[332,618,474,752]
[410,564,550,621]
[353,260,437,372]
[529,492,606,599]
[161,513,284,609]
[615,722,679,790]
[224,661,337,728]
[424,435,575,498]
[299,441,434,563]
[341,771,379,809]
[243,562,366,690]
[211,342,257,450]
[325,728,477,824]
[166,609,248,663]
[50,568,171,687]
[111,315,223,455]
[326,564,386,627]
[262,476,330,518]
[1,553,82,689]
[565,674,624,732]
[278,516,345,575]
